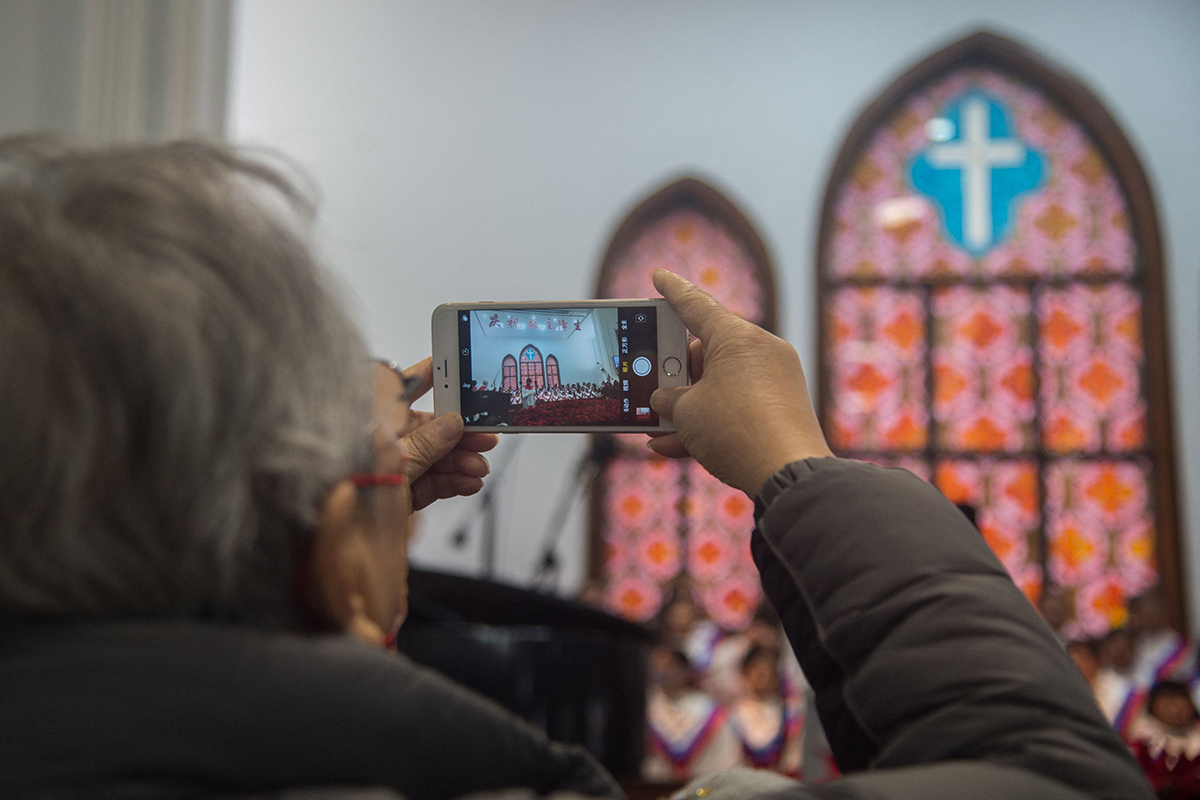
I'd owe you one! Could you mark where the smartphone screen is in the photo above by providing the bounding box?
[456,305,661,427]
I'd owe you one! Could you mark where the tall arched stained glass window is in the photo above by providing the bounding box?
[546,355,561,388]
[817,32,1181,635]
[592,178,778,629]
[501,354,518,393]
[519,344,545,389]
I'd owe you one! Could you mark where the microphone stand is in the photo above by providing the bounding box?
[448,437,523,580]
[530,437,615,591]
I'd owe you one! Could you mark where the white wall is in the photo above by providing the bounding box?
[468,308,620,388]
[227,0,1200,620]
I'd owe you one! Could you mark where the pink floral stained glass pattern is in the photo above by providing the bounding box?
[1046,459,1156,635]
[602,209,765,325]
[934,459,1043,602]
[827,287,927,453]
[1039,284,1145,454]
[684,463,760,629]
[601,455,685,622]
[932,286,1035,453]
[827,69,1134,281]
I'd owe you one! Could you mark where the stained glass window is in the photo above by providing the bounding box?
[519,345,545,389]
[818,34,1178,636]
[546,355,561,388]
[501,354,518,393]
[593,178,777,629]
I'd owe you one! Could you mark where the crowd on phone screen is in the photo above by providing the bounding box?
[468,380,618,406]
[1046,588,1200,796]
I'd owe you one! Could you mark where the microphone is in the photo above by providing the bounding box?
[442,438,523,573]
[451,526,470,548]
[591,434,617,467]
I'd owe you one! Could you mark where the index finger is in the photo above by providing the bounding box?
[652,269,738,344]
[400,357,434,402]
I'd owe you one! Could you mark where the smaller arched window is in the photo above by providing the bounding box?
[592,177,778,630]
[545,355,561,388]
[519,345,545,389]
[501,354,518,393]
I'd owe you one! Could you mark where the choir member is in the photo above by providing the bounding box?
[643,646,739,782]
[728,645,801,775]
[1128,681,1200,797]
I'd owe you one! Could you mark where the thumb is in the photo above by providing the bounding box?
[650,386,690,421]
[403,413,463,480]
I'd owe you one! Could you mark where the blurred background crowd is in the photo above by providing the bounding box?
[638,579,1200,794]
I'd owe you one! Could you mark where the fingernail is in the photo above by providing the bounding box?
[436,414,461,434]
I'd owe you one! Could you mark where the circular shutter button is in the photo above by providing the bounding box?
[663,356,682,376]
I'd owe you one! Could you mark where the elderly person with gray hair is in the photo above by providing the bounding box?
[0,136,1153,800]
[0,137,618,799]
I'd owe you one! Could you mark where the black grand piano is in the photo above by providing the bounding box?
[395,568,652,777]
[460,390,516,427]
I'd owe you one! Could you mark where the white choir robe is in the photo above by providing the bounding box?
[728,696,802,775]
[1094,668,1136,726]
[643,688,740,783]
[704,635,750,706]
[684,621,723,672]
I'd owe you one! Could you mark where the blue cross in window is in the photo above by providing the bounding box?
[910,92,1044,256]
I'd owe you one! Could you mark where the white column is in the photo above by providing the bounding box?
[78,0,232,143]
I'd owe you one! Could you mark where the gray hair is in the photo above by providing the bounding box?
[0,135,373,624]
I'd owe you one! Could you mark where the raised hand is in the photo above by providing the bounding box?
[647,269,833,496]
[377,358,498,511]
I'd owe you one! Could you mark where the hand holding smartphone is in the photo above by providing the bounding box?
[432,300,689,433]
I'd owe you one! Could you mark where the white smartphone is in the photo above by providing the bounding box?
[432,299,690,433]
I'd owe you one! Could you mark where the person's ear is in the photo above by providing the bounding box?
[307,479,387,647]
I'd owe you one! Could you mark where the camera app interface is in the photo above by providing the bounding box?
[458,306,660,427]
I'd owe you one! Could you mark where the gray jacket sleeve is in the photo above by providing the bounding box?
[747,458,1152,800]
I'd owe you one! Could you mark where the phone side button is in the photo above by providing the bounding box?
[663,356,682,376]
